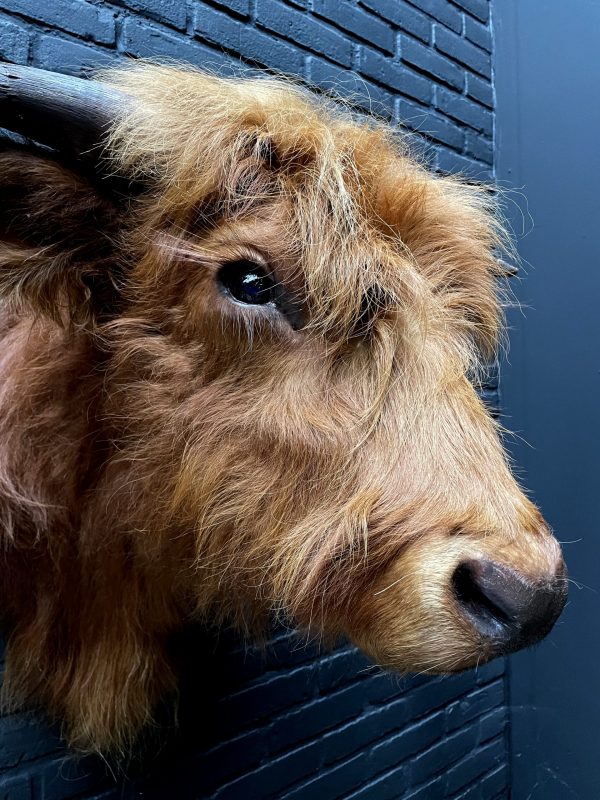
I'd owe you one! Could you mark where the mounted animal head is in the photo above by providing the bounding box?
[0,63,566,751]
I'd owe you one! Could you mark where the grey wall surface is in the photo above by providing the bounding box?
[495,1,600,798]
[0,1,509,798]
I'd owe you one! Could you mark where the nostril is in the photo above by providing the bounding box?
[452,558,568,653]
[452,561,513,636]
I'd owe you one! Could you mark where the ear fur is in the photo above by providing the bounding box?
[0,145,125,325]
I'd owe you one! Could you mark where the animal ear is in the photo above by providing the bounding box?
[0,65,132,324]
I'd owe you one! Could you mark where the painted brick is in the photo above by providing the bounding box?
[215,663,316,733]
[193,5,245,51]
[452,782,484,800]
[122,16,231,68]
[413,0,463,33]
[361,0,431,42]
[409,720,481,786]
[201,0,251,18]
[114,0,187,29]
[266,631,323,667]
[0,0,115,44]
[363,672,408,705]
[320,695,411,765]
[215,632,320,691]
[397,97,465,149]
[312,0,394,54]
[479,763,509,797]
[401,34,464,90]
[406,673,477,718]
[0,13,29,62]
[194,4,306,73]
[465,14,492,51]
[343,763,408,800]
[317,647,370,692]
[478,707,507,745]
[33,33,119,74]
[369,711,444,774]
[186,728,268,793]
[466,129,493,163]
[268,682,367,753]
[476,657,506,685]
[466,71,494,108]
[306,56,395,118]
[434,23,491,78]
[361,45,431,103]
[212,737,324,799]
[435,144,493,180]
[284,750,370,800]
[0,714,60,769]
[453,0,489,23]
[403,776,447,800]
[0,775,32,800]
[256,0,353,66]
[446,680,504,732]
[37,756,110,800]
[436,85,493,134]
[444,736,505,795]
[479,388,500,418]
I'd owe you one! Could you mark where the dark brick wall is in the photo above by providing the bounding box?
[0,1,505,798]
[0,0,494,179]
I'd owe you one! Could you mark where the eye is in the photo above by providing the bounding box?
[218,259,276,306]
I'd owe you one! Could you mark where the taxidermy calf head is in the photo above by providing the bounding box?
[0,63,566,752]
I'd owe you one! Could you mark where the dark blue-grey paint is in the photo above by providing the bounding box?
[494,1,600,797]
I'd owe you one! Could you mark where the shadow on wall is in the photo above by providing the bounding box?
[0,628,382,797]
[0,626,508,799]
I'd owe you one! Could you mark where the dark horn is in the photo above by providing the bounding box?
[0,64,128,160]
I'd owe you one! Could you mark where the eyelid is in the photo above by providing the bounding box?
[239,246,269,266]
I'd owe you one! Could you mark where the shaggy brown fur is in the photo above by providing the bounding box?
[0,64,563,752]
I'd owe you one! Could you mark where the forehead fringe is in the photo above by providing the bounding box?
[104,63,509,353]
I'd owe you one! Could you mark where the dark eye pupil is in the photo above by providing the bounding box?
[219,260,275,305]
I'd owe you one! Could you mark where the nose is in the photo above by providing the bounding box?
[452,558,567,653]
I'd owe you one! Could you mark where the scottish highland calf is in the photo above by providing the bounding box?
[0,63,566,752]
